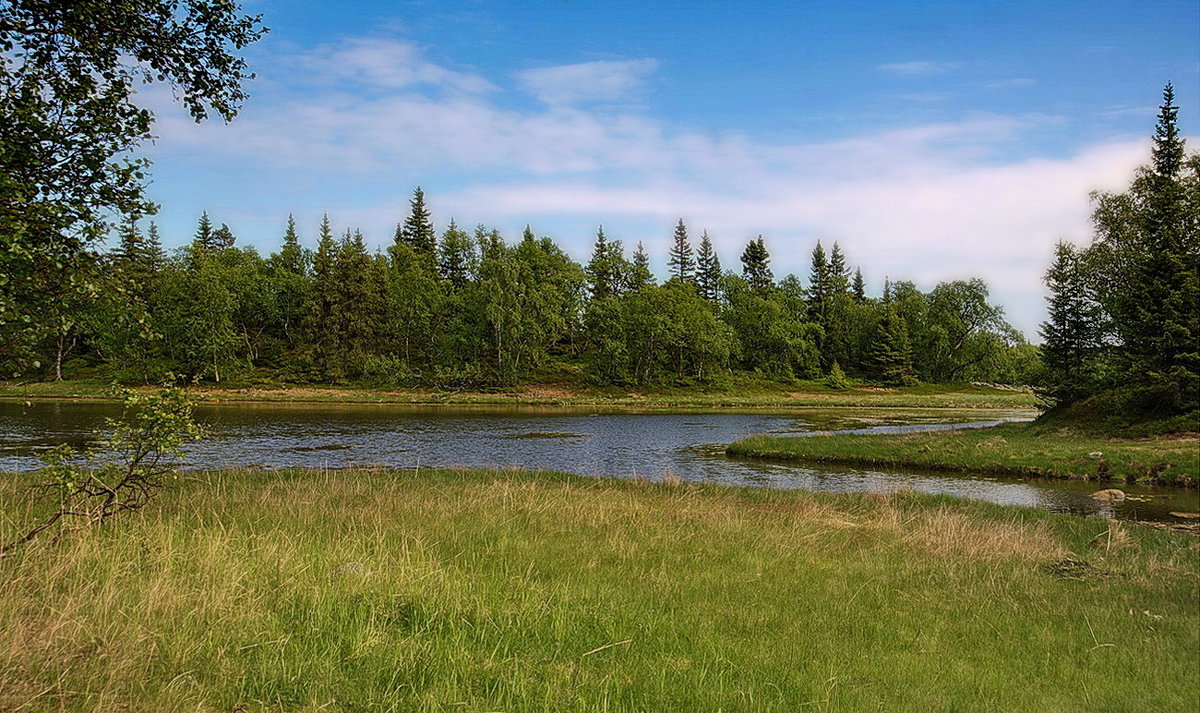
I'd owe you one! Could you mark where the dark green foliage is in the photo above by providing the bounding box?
[301,215,339,378]
[1039,242,1101,403]
[194,212,214,250]
[438,219,476,289]
[585,226,626,300]
[212,223,236,251]
[629,242,655,291]
[695,231,723,301]
[16,182,1037,390]
[667,219,694,282]
[400,187,437,266]
[723,275,820,380]
[1040,85,1199,421]
[852,268,866,303]
[585,282,733,385]
[922,279,1009,382]
[0,1,264,368]
[266,216,309,351]
[872,283,916,385]
[740,236,773,294]
[825,361,850,389]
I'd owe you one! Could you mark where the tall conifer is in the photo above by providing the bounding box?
[630,242,655,291]
[696,231,722,301]
[401,186,436,267]
[667,219,694,282]
[740,236,773,293]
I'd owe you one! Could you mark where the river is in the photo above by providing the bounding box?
[1,399,1195,522]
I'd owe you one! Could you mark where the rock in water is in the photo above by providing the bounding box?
[1091,488,1126,502]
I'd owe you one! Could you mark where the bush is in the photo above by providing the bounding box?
[825,362,851,390]
[1,383,202,556]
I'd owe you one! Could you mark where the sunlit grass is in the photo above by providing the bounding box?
[729,422,1200,485]
[0,377,1037,410]
[1,467,1195,711]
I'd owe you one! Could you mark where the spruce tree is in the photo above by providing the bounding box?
[400,186,437,266]
[872,281,916,385]
[829,242,850,294]
[194,211,214,249]
[303,214,338,376]
[696,231,722,301]
[438,219,475,289]
[852,268,866,303]
[807,241,833,368]
[740,235,773,293]
[476,224,504,261]
[330,228,383,376]
[586,225,617,300]
[1090,83,1199,413]
[278,214,304,275]
[1039,242,1102,405]
[116,215,161,287]
[630,241,655,291]
[667,219,694,282]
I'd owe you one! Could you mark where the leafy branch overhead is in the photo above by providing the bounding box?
[0,1,266,367]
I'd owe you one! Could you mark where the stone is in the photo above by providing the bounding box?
[1091,488,1126,502]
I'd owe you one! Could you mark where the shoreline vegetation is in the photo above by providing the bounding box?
[0,378,1037,410]
[728,422,1199,487]
[1,466,1196,710]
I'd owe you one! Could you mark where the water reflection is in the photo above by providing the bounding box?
[1,400,1195,522]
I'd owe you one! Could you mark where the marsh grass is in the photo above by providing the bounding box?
[0,378,1037,410]
[729,422,1200,485]
[0,467,1196,711]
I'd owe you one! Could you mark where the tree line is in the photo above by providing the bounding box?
[1040,84,1198,424]
[8,187,1038,388]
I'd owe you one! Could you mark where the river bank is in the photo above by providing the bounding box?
[1,466,1196,711]
[0,378,1036,410]
[728,422,1200,487]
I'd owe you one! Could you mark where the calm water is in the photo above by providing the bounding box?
[1,400,1196,522]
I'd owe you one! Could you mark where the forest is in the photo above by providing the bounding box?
[3,193,1041,389]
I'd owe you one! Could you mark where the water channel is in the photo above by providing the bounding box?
[1,399,1196,522]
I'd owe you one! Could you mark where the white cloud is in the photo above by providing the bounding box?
[877,61,961,76]
[292,38,495,94]
[516,58,658,106]
[149,39,1155,336]
[987,78,1037,89]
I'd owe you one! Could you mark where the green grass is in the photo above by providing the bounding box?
[0,376,1037,410]
[728,422,1200,486]
[1,467,1196,711]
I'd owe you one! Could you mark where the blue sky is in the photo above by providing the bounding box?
[138,0,1199,336]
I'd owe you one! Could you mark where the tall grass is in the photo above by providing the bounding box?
[1,467,1196,711]
[729,422,1200,485]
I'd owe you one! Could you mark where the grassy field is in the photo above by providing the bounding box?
[728,423,1200,486]
[0,377,1037,410]
[1,467,1196,711]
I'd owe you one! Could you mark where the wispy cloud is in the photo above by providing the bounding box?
[986,78,1037,89]
[516,58,659,106]
[877,60,961,76]
[292,38,495,94]
[150,38,1153,335]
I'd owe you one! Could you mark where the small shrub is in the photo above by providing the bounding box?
[1,383,202,556]
[825,362,851,390]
